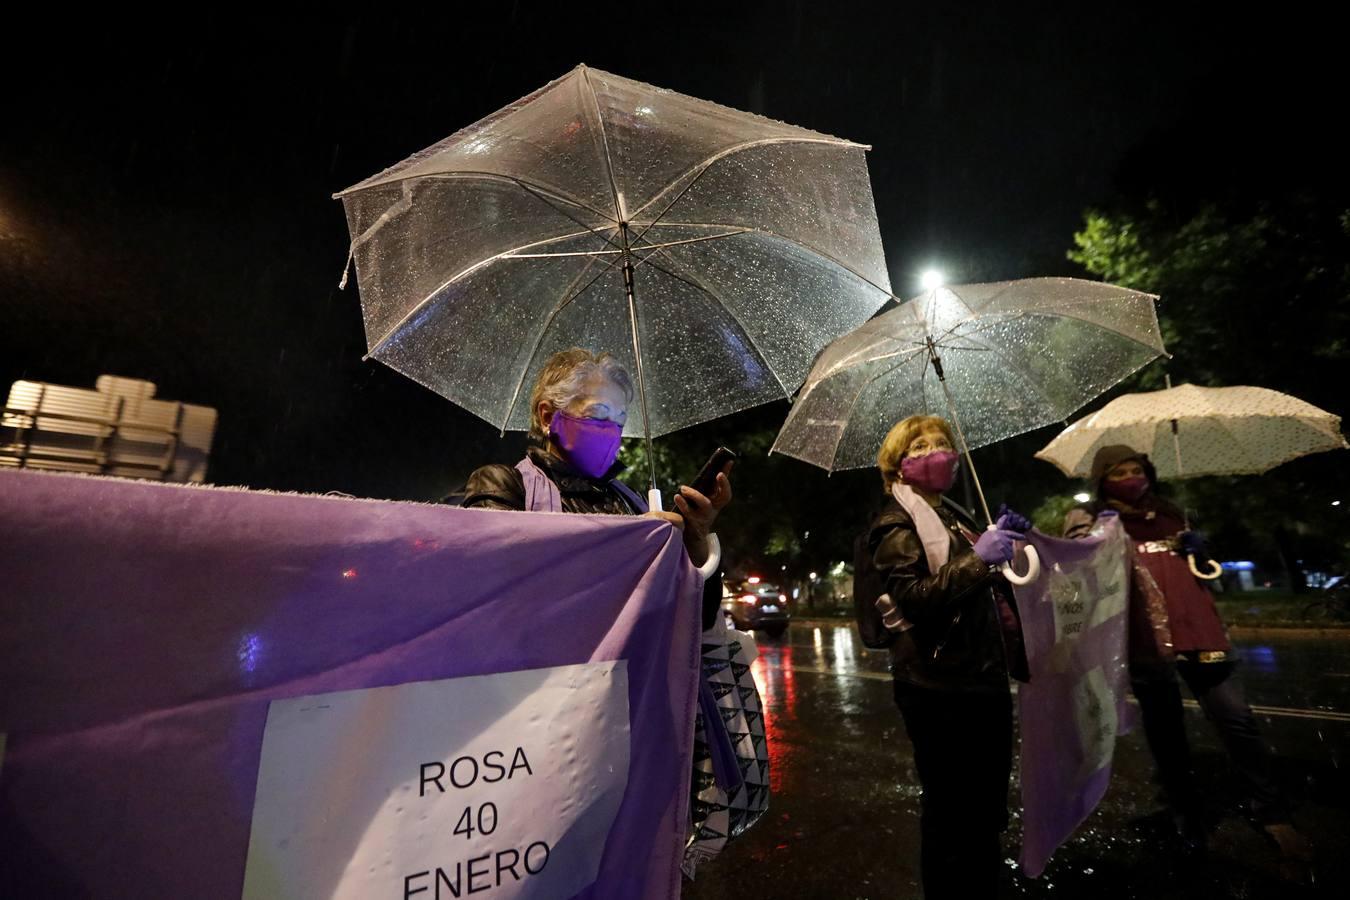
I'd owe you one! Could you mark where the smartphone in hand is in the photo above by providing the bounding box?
[686,446,737,499]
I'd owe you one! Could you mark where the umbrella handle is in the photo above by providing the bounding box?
[989,525,1041,586]
[650,487,722,581]
[1189,554,1223,580]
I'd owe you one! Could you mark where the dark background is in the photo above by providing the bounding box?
[3,3,1345,578]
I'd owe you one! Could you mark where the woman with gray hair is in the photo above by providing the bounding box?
[463,348,732,624]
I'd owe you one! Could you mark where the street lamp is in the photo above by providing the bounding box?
[920,269,946,291]
[1073,492,1091,503]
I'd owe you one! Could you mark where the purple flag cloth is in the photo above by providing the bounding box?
[0,470,703,899]
[1012,519,1136,878]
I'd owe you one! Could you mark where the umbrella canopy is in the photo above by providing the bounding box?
[334,64,892,452]
[1035,383,1348,479]
[771,278,1168,474]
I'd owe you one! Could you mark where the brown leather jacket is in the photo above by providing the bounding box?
[868,496,1028,692]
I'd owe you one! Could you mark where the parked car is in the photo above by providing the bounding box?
[722,576,790,637]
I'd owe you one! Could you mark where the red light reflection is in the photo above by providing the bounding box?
[750,643,798,796]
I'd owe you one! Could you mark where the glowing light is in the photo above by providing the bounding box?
[920,269,946,291]
[236,633,263,674]
[1334,500,1342,507]
[747,576,761,584]
[342,568,358,579]
[1074,492,1091,503]
[739,594,757,604]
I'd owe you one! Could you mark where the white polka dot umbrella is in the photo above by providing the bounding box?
[1035,383,1348,480]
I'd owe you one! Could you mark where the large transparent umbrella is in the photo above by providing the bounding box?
[334,65,892,502]
[771,278,1167,581]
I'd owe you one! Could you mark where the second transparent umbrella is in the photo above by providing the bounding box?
[772,277,1168,525]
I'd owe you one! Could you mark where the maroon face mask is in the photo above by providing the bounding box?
[900,450,960,494]
[548,409,623,479]
[1102,475,1149,503]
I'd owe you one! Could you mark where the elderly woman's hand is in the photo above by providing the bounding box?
[673,464,734,567]
[642,510,686,531]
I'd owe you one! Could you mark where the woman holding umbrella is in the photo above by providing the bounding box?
[867,414,1031,899]
[1062,445,1310,866]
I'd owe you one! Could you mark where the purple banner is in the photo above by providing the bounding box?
[1013,519,1135,878]
[0,470,703,899]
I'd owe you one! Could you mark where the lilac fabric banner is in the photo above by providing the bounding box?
[1012,519,1135,878]
[0,470,703,899]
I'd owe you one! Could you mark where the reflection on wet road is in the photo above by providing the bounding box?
[689,622,1350,899]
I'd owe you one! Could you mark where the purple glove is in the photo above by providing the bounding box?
[996,504,1032,534]
[973,527,1024,566]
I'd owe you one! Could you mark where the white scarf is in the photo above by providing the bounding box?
[890,481,951,572]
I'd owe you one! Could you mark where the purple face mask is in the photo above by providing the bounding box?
[548,409,623,479]
[1102,475,1149,503]
[901,450,960,494]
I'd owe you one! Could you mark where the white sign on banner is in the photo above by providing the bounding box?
[241,661,631,900]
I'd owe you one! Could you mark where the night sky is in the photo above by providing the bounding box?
[2,5,1342,501]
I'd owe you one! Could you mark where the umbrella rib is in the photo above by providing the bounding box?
[919,343,931,416]
[627,135,869,227]
[949,326,1067,423]
[832,348,929,466]
[829,341,930,374]
[579,67,626,222]
[498,252,630,433]
[626,237,793,400]
[505,228,754,259]
[503,248,624,259]
[511,177,625,252]
[338,170,616,226]
[628,228,754,254]
[628,221,896,303]
[956,308,1169,358]
[365,226,619,359]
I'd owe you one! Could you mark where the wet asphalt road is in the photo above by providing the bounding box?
[682,621,1350,899]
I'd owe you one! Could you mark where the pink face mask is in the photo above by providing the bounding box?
[1102,475,1149,503]
[900,450,960,494]
[548,409,623,479]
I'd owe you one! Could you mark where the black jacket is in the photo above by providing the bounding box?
[464,447,637,515]
[463,447,725,629]
[868,495,1027,692]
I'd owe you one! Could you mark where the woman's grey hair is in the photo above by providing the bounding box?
[529,348,634,439]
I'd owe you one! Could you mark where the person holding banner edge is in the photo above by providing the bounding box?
[865,414,1031,899]
[1062,444,1311,872]
[462,347,733,625]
